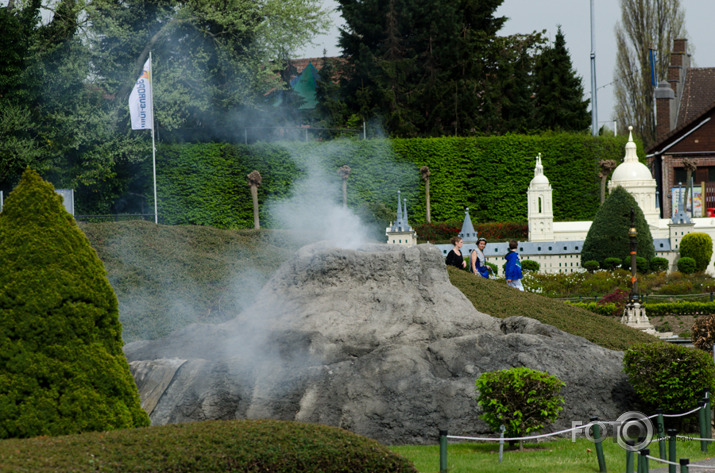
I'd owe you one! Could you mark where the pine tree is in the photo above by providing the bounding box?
[533,27,590,132]
[581,186,655,268]
[0,169,150,439]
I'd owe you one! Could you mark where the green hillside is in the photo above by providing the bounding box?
[80,221,656,349]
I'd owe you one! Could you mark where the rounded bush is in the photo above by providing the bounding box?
[521,259,540,272]
[623,343,715,412]
[649,257,669,273]
[604,257,623,270]
[680,232,713,273]
[622,256,649,272]
[691,315,715,352]
[677,257,697,274]
[476,367,564,438]
[0,419,418,472]
[583,260,599,272]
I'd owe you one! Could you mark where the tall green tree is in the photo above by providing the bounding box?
[337,0,513,137]
[0,169,150,439]
[581,186,655,268]
[533,27,590,132]
[613,0,686,147]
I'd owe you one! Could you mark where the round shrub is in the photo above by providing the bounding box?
[476,367,565,440]
[622,256,649,272]
[677,257,697,274]
[623,343,715,412]
[581,187,655,268]
[0,169,149,439]
[583,260,600,272]
[649,257,669,273]
[521,259,540,272]
[680,232,713,273]
[0,419,418,472]
[691,315,715,352]
[603,257,623,270]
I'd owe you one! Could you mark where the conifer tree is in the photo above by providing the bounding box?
[0,169,149,439]
[533,27,590,132]
[581,186,655,268]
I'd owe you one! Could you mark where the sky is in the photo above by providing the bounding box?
[298,0,715,135]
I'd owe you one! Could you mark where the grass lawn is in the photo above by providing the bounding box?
[391,438,714,473]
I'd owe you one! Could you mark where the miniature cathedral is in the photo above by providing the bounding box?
[527,153,554,241]
[385,190,417,246]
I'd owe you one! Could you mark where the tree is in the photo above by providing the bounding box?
[0,169,150,439]
[581,186,655,268]
[247,170,262,229]
[533,27,590,132]
[613,0,686,148]
[476,367,564,450]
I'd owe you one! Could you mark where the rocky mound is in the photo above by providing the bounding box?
[125,243,632,444]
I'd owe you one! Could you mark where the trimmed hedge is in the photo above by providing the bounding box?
[571,300,715,317]
[0,419,417,472]
[678,257,697,274]
[153,134,636,228]
[680,233,713,273]
[623,343,715,412]
[650,257,669,272]
[0,169,149,439]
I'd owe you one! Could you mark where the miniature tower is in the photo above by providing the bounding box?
[669,183,695,251]
[608,126,659,224]
[459,208,478,243]
[386,190,417,246]
[527,153,554,241]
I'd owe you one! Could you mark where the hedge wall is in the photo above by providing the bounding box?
[154,134,638,229]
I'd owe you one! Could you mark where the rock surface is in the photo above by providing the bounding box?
[125,243,632,444]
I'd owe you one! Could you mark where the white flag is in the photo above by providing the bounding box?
[129,57,153,130]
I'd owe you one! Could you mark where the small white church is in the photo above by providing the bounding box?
[394,127,715,274]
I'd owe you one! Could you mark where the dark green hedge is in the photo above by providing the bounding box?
[154,134,637,228]
[569,301,715,317]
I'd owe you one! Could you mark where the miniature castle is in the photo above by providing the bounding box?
[385,190,417,246]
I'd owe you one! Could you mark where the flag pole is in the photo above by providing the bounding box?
[150,51,158,224]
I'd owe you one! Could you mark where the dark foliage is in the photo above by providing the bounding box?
[597,288,630,316]
[679,233,713,273]
[678,257,697,275]
[581,186,655,268]
[623,343,715,412]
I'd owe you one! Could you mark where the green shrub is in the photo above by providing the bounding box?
[650,257,669,272]
[476,367,565,443]
[680,233,713,273]
[521,259,540,272]
[414,221,461,241]
[623,343,715,412]
[0,169,150,439]
[604,257,623,270]
[622,256,649,272]
[677,257,697,274]
[691,315,715,352]
[583,260,600,272]
[581,187,655,268]
[565,301,617,316]
[486,262,498,276]
[0,419,417,472]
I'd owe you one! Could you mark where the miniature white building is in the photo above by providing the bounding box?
[386,190,417,246]
[437,126,715,274]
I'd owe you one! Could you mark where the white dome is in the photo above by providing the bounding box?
[610,127,653,182]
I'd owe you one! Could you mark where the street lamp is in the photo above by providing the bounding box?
[628,208,639,303]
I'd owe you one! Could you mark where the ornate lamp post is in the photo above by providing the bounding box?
[628,208,639,304]
[621,207,655,333]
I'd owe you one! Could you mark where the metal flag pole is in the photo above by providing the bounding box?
[150,51,158,224]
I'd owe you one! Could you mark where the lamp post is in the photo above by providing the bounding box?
[628,207,639,303]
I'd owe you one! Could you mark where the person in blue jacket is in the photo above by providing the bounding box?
[504,239,524,291]
[470,237,490,279]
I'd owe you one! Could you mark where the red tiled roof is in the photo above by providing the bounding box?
[676,68,715,127]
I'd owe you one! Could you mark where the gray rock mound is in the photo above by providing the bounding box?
[125,243,632,444]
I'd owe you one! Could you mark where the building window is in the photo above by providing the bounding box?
[548,246,552,250]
